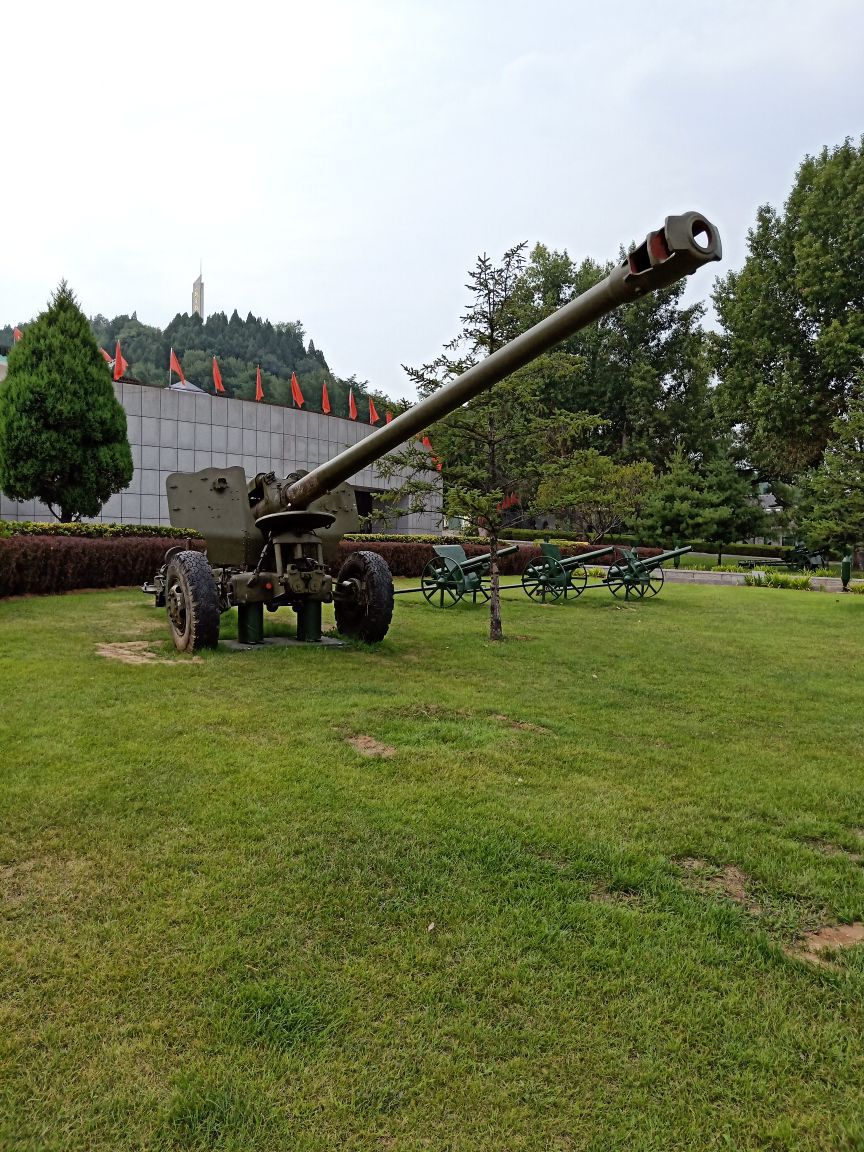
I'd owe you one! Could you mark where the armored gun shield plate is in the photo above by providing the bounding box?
[165,466,263,569]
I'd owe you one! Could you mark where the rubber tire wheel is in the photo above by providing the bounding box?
[165,550,221,652]
[335,550,394,643]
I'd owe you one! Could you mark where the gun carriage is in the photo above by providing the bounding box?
[146,212,721,651]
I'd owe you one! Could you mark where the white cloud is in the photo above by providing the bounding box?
[4,0,862,395]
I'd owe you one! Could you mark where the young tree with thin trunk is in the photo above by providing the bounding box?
[379,246,599,641]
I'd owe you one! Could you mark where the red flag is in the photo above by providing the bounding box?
[13,327,23,342]
[290,371,305,408]
[369,396,380,424]
[113,341,129,381]
[421,435,443,472]
[348,388,357,420]
[255,364,264,402]
[169,347,186,385]
[100,347,112,363]
[385,410,393,424]
[322,381,331,414]
[212,356,224,394]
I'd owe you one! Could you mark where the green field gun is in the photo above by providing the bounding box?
[145,212,721,651]
[520,543,618,602]
[737,543,828,573]
[603,545,692,599]
[394,542,521,607]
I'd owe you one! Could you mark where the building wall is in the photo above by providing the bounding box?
[0,380,441,533]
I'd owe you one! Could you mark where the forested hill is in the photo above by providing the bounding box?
[0,310,398,423]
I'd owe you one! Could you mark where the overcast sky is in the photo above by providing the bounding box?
[4,0,862,398]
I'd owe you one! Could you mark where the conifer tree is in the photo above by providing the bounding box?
[0,282,133,521]
[797,399,864,554]
[637,446,713,544]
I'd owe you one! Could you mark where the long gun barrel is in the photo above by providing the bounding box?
[285,212,721,510]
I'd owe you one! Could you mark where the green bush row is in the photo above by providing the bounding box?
[342,533,466,545]
[0,536,206,598]
[0,520,202,540]
[0,536,663,597]
[744,571,813,590]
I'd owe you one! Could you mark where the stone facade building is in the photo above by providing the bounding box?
[0,379,441,533]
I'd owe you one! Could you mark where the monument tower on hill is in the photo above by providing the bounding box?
[192,264,204,318]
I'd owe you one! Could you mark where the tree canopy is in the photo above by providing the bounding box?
[0,282,133,521]
[713,136,864,479]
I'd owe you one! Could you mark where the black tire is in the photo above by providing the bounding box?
[334,550,394,643]
[164,551,221,652]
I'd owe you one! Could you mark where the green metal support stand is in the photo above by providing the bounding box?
[237,602,264,645]
[296,601,323,643]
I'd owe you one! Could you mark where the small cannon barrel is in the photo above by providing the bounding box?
[560,544,617,569]
[640,545,692,568]
[460,543,519,572]
[285,212,721,510]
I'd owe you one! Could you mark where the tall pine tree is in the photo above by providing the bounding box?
[0,282,133,521]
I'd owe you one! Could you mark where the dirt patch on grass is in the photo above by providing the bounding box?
[678,857,762,915]
[493,714,552,734]
[1,855,92,910]
[96,641,200,665]
[803,838,864,864]
[392,703,473,721]
[346,735,397,758]
[785,922,864,968]
[590,882,640,907]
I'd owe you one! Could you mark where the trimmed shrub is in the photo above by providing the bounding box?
[0,536,205,598]
[0,535,664,597]
[335,541,661,578]
[0,520,202,539]
[343,533,465,545]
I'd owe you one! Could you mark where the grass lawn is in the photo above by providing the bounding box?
[2,580,864,1151]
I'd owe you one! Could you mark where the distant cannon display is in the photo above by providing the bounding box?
[393,543,521,607]
[521,543,618,601]
[520,542,693,601]
[145,212,721,651]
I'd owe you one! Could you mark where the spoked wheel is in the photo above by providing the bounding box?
[565,562,588,598]
[645,565,665,596]
[606,562,640,600]
[421,555,466,607]
[165,550,221,652]
[334,550,394,642]
[522,558,567,602]
[468,580,491,604]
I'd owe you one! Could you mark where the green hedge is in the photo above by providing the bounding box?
[0,520,202,540]
[685,541,790,559]
[503,528,794,560]
[337,541,660,579]
[343,533,466,545]
[0,535,663,597]
[0,536,206,598]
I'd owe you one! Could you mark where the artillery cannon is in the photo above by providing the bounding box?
[521,543,617,601]
[520,542,692,601]
[146,212,721,651]
[393,543,521,607]
[604,545,692,598]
